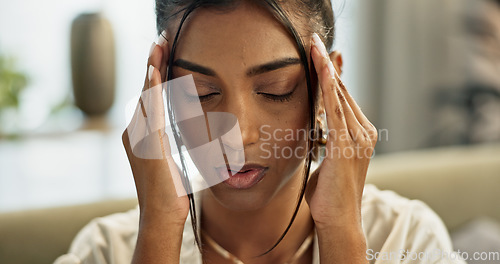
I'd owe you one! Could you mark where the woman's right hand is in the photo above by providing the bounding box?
[122,31,189,264]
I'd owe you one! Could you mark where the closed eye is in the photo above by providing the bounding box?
[184,92,220,102]
[258,89,295,102]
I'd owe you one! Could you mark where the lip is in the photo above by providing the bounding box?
[215,163,268,189]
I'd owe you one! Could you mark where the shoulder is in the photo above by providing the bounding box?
[54,207,139,264]
[361,184,466,263]
[361,184,444,227]
[54,201,202,264]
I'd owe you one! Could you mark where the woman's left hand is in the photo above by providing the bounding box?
[305,33,378,233]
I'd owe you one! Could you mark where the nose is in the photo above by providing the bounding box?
[207,93,260,150]
[204,95,257,171]
[227,96,260,148]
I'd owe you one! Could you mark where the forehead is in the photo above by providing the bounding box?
[167,1,303,74]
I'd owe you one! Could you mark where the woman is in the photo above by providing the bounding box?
[56,0,466,263]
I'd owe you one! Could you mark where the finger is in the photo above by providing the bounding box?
[142,40,164,90]
[148,44,163,72]
[333,71,372,129]
[310,33,349,141]
[127,64,169,160]
[145,65,166,137]
[336,86,367,143]
[143,42,155,89]
[332,70,378,143]
[158,30,169,82]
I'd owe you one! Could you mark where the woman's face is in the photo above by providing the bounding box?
[169,1,313,211]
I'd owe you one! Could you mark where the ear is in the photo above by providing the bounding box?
[328,51,343,76]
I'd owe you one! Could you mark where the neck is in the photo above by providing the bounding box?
[200,165,314,264]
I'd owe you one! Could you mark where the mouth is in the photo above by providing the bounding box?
[215,163,268,189]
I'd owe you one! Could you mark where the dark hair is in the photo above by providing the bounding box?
[156,0,335,256]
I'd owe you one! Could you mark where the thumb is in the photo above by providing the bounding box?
[305,162,322,204]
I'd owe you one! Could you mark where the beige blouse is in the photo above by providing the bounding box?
[54,184,467,264]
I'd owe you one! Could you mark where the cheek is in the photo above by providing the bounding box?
[260,93,311,161]
[265,125,309,161]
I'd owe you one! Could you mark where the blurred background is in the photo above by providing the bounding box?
[0,0,158,212]
[0,0,499,263]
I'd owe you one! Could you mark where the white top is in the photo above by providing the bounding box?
[54,184,467,264]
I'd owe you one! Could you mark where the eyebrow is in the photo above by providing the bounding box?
[172,57,301,77]
[247,57,301,76]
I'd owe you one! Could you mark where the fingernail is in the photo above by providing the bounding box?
[327,60,337,79]
[149,42,156,56]
[312,33,328,58]
[148,65,155,82]
[158,30,168,47]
